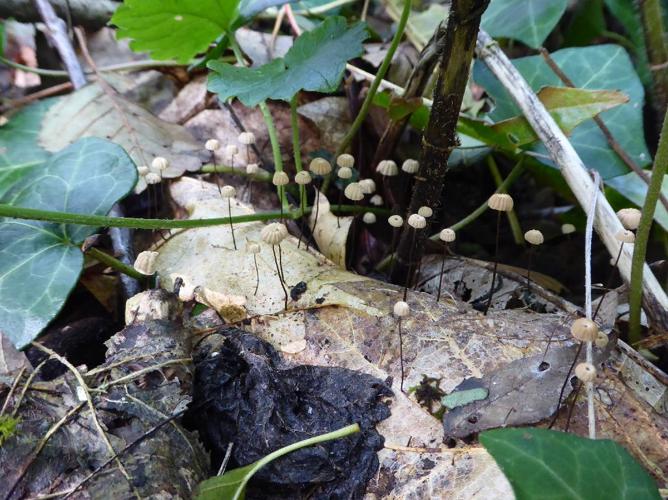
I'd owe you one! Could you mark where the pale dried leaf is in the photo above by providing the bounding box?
[308,191,353,267]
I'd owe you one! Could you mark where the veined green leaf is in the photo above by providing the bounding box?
[208,16,368,106]
[112,0,242,63]
[0,138,136,349]
[481,428,661,500]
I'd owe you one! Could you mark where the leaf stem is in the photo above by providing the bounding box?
[487,155,523,245]
[628,110,668,343]
[335,0,412,156]
[0,204,389,230]
[200,164,271,182]
[85,247,147,281]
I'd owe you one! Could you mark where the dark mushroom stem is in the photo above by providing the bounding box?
[228,198,237,250]
[526,246,535,296]
[436,242,449,302]
[253,253,260,296]
[483,211,502,315]
[271,244,288,310]
[404,228,417,301]
[398,318,405,392]
[388,226,400,278]
[308,182,322,252]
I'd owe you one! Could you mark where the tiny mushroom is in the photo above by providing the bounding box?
[151,157,169,172]
[261,222,289,309]
[417,206,433,218]
[616,229,635,243]
[388,215,404,228]
[393,299,410,391]
[524,229,544,245]
[570,318,599,343]
[561,223,576,235]
[488,193,514,212]
[436,228,456,301]
[370,194,383,206]
[134,251,159,276]
[376,160,399,176]
[575,362,596,383]
[617,208,641,230]
[309,157,332,176]
[362,212,377,224]
[337,153,355,169]
[145,172,161,185]
[401,159,419,174]
[205,139,220,151]
[295,171,312,185]
[359,178,376,195]
[344,182,364,201]
[337,166,353,179]
[221,185,238,249]
[483,193,515,314]
[238,131,256,145]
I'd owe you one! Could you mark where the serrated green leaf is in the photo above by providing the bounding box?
[480,428,661,500]
[481,0,568,48]
[112,0,241,63]
[208,16,368,106]
[0,138,136,349]
[474,44,651,179]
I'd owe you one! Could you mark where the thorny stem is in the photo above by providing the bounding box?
[335,0,412,156]
[272,244,289,310]
[629,109,668,343]
[253,254,260,296]
[483,211,501,315]
[228,198,237,250]
[436,243,448,302]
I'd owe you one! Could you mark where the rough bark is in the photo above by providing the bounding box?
[390,0,490,284]
[0,0,119,29]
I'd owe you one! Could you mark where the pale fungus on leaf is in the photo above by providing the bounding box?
[221,185,236,198]
[393,300,410,317]
[151,156,169,171]
[570,318,599,342]
[205,139,220,151]
[575,362,596,383]
[133,251,159,276]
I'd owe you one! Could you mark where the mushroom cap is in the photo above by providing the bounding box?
[401,159,419,174]
[595,331,609,348]
[370,194,383,206]
[247,242,261,254]
[0,116,8,127]
[272,171,289,186]
[309,157,332,176]
[524,229,544,245]
[362,212,377,224]
[388,215,404,228]
[376,160,399,176]
[133,251,159,275]
[221,185,237,198]
[439,228,456,242]
[393,300,410,317]
[488,193,514,212]
[137,165,150,176]
[337,166,353,179]
[344,182,364,201]
[205,139,220,151]
[294,171,312,185]
[417,206,433,218]
[151,157,169,171]
[246,163,259,175]
[145,172,162,185]
[570,318,599,342]
[575,362,596,383]
[359,178,376,194]
[238,131,256,145]
[336,153,355,168]
[561,223,576,235]
[616,229,635,243]
[407,213,427,229]
[617,208,641,230]
[225,144,239,155]
[261,222,288,245]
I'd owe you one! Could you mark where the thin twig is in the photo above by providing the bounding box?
[0,367,26,416]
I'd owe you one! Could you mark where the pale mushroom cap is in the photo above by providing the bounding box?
[238,131,256,145]
[418,206,433,218]
[370,194,383,206]
[337,166,353,179]
[309,157,332,175]
[145,172,161,185]
[137,165,150,176]
[225,144,239,156]
[570,318,599,342]
[362,212,377,224]
[376,160,399,176]
[488,193,514,212]
[616,229,635,243]
[151,156,169,171]
[261,222,288,245]
[221,185,236,198]
[595,331,609,348]
[359,178,376,194]
[205,139,220,151]
[294,171,312,185]
[617,208,642,230]
[247,242,261,254]
[575,362,596,383]
[524,229,544,245]
[0,116,8,127]
[133,251,159,275]
[388,215,404,228]
[393,300,410,317]
[344,182,364,201]
[272,171,289,186]
[246,163,259,175]
[336,153,355,168]
[439,228,456,242]
[407,213,427,229]
[401,159,419,174]
[561,223,576,235]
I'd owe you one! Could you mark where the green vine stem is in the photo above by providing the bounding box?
[200,164,271,182]
[86,247,147,281]
[0,203,389,230]
[335,0,411,157]
[486,155,523,245]
[628,110,668,343]
[290,95,306,213]
[639,0,668,119]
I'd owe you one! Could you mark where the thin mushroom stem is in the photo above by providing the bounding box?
[404,229,416,301]
[271,244,288,310]
[549,342,584,429]
[483,211,502,315]
[278,244,286,283]
[388,227,400,277]
[253,253,260,296]
[308,183,321,251]
[398,318,405,392]
[436,243,448,302]
[526,246,534,296]
[592,243,624,321]
[228,198,237,250]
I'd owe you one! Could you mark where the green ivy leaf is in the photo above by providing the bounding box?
[112,0,242,63]
[480,428,661,500]
[0,137,136,349]
[208,16,369,106]
[474,44,651,179]
[482,0,568,48]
